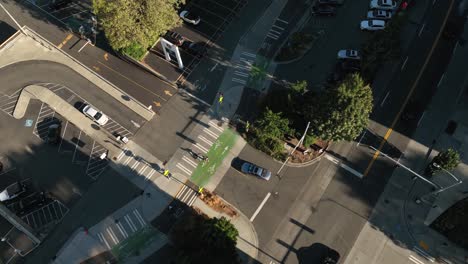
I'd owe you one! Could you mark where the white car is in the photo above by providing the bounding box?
[179,10,200,25]
[82,104,109,126]
[367,9,392,20]
[369,0,397,10]
[360,20,385,31]
[337,49,360,60]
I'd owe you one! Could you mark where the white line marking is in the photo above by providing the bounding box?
[138,164,149,175]
[272,24,285,31]
[250,192,271,222]
[123,155,133,166]
[266,33,279,40]
[182,156,198,167]
[71,131,82,163]
[418,23,426,37]
[232,78,247,84]
[276,18,289,24]
[453,42,458,55]
[198,135,213,145]
[98,233,111,249]
[176,163,193,175]
[203,127,219,138]
[380,91,390,107]
[57,121,68,152]
[194,143,209,153]
[210,62,219,72]
[234,71,249,77]
[187,194,198,206]
[106,227,118,244]
[437,73,445,87]
[133,210,146,227]
[417,111,426,127]
[208,121,224,132]
[116,149,127,161]
[145,169,156,181]
[125,215,137,232]
[116,222,128,238]
[269,29,282,35]
[401,56,408,71]
[409,256,425,264]
[340,163,363,178]
[356,130,367,146]
[130,158,141,170]
[241,51,256,58]
[176,185,188,199]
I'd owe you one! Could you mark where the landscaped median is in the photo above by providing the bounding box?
[190,129,238,187]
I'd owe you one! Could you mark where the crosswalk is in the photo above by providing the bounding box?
[175,185,198,207]
[174,120,224,178]
[96,209,146,250]
[266,18,288,41]
[232,51,256,85]
[115,149,159,182]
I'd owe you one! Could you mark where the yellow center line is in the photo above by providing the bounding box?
[362,0,455,177]
[96,60,168,102]
[57,34,73,49]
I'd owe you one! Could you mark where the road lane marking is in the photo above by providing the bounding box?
[401,56,408,71]
[57,34,73,49]
[417,111,426,127]
[380,91,390,107]
[418,23,426,37]
[96,61,167,101]
[325,154,363,178]
[363,0,454,178]
[250,192,271,222]
[409,255,425,264]
[437,73,445,87]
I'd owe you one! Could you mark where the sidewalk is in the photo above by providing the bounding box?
[345,1,468,264]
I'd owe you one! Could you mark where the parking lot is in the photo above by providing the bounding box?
[145,0,248,83]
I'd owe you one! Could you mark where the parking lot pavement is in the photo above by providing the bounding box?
[143,0,248,83]
[20,200,69,231]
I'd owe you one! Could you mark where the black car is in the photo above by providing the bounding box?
[47,123,62,144]
[317,0,341,5]
[312,5,337,16]
[182,41,207,58]
[163,31,185,46]
[50,0,72,10]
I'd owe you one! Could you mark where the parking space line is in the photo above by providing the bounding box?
[71,130,82,163]
[125,215,137,232]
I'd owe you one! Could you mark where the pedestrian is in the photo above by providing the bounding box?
[218,93,224,104]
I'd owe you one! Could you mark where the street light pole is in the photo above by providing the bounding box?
[415,163,462,204]
[368,145,440,189]
[277,121,310,176]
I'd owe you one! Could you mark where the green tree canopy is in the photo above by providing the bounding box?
[252,108,292,157]
[311,73,373,141]
[93,0,183,51]
[426,148,460,176]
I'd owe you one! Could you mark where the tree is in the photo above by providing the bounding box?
[425,148,460,176]
[290,80,307,95]
[253,108,292,157]
[92,0,183,52]
[310,73,373,141]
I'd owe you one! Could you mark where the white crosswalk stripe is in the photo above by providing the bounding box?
[133,209,146,227]
[176,163,192,175]
[203,127,220,138]
[97,232,111,249]
[194,143,209,153]
[198,135,213,145]
[208,121,224,133]
[182,156,198,167]
[125,215,137,232]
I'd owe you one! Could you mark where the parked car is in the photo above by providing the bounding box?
[82,104,109,126]
[337,49,360,60]
[182,41,207,58]
[0,182,27,202]
[367,9,392,20]
[179,10,201,25]
[241,162,272,181]
[163,31,185,46]
[312,5,337,16]
[50,0,72,10]
[369,0,397,10]
[317,0,341,6]
[360,20,385,31]
[47,123,61,144]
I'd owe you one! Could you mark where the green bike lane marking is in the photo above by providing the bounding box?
[111,226,166,262]
[190,129,238,187]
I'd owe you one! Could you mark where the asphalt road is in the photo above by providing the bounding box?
[0,60,146,133]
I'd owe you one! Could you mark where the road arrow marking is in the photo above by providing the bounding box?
[164,90,173,96]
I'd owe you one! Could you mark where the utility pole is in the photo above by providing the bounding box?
[277,122,310,176]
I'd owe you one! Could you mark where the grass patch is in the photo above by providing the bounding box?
[190,129,238,187]
[111,226,163,261]
[121,42,148,61]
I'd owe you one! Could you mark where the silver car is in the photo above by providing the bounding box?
[367,10,392,20]
[369,0,396,10]
[360,20,385,31]
[179,10,201,25]
[337,49,360,60]
[241,162,272,181]
[82,104,109,126]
